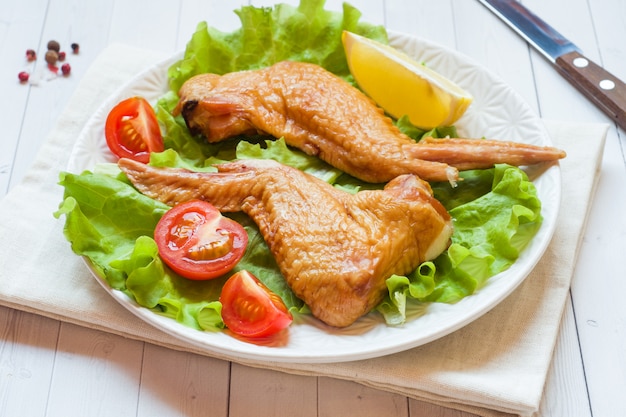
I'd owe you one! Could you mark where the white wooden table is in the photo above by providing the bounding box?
[1,1,624,416]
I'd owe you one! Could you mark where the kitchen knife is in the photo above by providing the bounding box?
[478,0,626,130]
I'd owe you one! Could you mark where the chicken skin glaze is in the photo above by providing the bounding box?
[118,158,453,328]
[175,60,566,184]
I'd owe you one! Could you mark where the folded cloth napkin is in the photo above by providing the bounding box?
[0,44,607,417]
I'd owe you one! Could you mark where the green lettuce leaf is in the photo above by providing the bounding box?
[167,0,387,93]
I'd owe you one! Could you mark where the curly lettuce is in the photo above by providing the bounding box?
[167,0,387,92]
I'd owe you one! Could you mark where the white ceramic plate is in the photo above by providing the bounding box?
[67,31,560,363]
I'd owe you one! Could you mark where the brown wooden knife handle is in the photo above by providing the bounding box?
[555,50,626,131]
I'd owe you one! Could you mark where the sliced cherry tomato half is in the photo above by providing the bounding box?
[220,270,293,338]
[105,96,164,163]
[154,200,248,280]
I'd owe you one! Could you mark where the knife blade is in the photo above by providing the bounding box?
[478,0,626,130]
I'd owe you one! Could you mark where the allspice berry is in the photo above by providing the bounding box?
[47,40,61,52]
[45,50,59,65]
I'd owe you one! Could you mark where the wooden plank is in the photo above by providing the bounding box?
[538,296,591,416]
[107,0,180,54]
[137,344,230,417]
[384,0,456,50]
[0,0,48,194]
[228,364,317,417]
[589,0,626,80]
[0,307,60,417]
[318,377,409,417]
[568,126,626,417]
[522,1,626,416]
[46,323,144,417]
[1,2,620,417]
[453,0,539,112]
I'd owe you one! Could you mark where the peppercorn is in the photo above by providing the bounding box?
[47,40,60,52]
[71,43,79,54]
[45,50,59,65]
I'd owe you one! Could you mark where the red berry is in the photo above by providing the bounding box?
[26,49,37,61]
[61,63,71,76]
[58,51,66,61]
[18,71,29,82]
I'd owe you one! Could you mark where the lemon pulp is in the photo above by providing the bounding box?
[342,31,473,129]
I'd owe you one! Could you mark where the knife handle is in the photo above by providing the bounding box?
[555,51,626,131]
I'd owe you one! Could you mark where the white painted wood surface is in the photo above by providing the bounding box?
[1,0,624,416]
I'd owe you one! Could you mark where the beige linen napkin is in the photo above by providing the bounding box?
[0,44,607,417]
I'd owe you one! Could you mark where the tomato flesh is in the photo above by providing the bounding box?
[105,96,164,163]
[154,200,248,280]
[220,271,293,338]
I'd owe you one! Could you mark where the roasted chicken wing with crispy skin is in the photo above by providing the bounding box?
[175,60,565,183]
[119,158,453,327]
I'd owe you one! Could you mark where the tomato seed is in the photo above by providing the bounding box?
[188,234,232,261]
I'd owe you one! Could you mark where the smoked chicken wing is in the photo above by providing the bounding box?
[118,158,453,327]
[175,60,566,183]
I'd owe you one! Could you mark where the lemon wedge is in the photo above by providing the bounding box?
[342,31,473,129]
